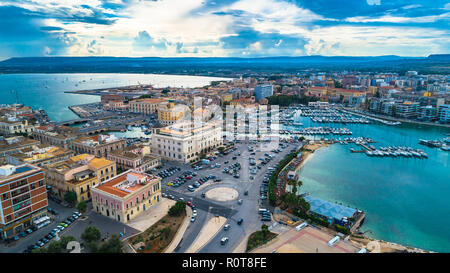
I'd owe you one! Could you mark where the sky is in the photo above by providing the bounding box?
[0,0,449,60]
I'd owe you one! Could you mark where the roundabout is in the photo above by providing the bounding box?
[205,187,239,202]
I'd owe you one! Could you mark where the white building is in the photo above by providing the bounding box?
[151,121,223,163]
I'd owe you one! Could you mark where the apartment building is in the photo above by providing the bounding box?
[151,120,223,163]
[0,137,40,162]
[32,125,76,149]
[91,170,161,223]
[70,134,126,158]
[157,101,188,126]
[0,164,47,239]
[45,154,116,202]
[107,146,161,173]
[0,117,35,135]
[7,145,75,168]
[128,98,168,115]
[395,101,420,119]
[438,104,450,123]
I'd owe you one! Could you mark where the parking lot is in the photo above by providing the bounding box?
[151,139,303,253]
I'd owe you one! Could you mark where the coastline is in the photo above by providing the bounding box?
[296,141,431,253]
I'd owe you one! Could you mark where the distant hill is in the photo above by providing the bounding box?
[0,55,448,75]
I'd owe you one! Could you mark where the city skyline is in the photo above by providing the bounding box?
[0,0,449,60]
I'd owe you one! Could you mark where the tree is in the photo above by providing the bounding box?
[261,224,269,240]
[81,226,101,243]
[168,201,186,217]
[64,191,77,205]
[47,241,62,253]
[98,234,123,253]
[76,201,87,214]
[60,235,77,251]
[88,241,99,253]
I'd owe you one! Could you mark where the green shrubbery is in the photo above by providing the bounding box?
[168,201,186,217]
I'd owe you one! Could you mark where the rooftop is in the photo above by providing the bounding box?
[95,170,159,198]
[0,163,41,183]
[304,195,357,221]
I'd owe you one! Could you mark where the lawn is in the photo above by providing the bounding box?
[246,231,278,252]
[128,210,186,253]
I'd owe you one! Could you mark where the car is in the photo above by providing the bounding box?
[201,193,206,198]
[13,236,20,241]
[244,191,248,196]
[60,223,68,228]
[232,156,237,160]
[167,182,174,186]
[220,237,229,245]
[179,197,185,201]
[187,201,193,207]
[190,217,196,222]
[68,216,76,222]
[192,212,197,217]
[56,225,65,231]
[237,218,243,225]
[19,232,27,237]
[52,228,60,234]
[36,241,44,247]
[31,226,38,232]
[45,233,53,240]
[162,193,168,198]
[41,238,49,244]
[224,161,229,164]
[74,211,81,217]
[238,199,243,205]
[26,229,33,235]
[224,224,230,231]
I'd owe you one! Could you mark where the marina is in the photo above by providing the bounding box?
[419,138,450,151]
[299,108,371,124]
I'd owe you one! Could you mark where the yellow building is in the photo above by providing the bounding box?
[45,154,116,202]
[222,94,233,104]
[129,98,168,115]
[157,101,188,126]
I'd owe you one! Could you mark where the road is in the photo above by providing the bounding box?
[158,139,303,253]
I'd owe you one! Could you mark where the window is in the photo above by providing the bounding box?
[30,183,35,190]
[2,193,8,200]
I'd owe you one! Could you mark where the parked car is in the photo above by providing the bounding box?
[220,237,229,245]
[237,218,243,225]
[224,224,230,231]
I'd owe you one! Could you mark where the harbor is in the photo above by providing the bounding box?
[419,138,450,151]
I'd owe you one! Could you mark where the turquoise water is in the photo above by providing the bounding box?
[290,114,450,252]
[0,73,231,122]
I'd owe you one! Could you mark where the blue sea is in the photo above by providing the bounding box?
[0,73,231,122]
[288,113,450,252]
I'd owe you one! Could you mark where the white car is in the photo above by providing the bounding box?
[192,212,197,217]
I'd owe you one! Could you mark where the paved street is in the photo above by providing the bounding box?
[157,139,303,253]
[0,200,76,253]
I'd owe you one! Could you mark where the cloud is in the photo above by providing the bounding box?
[0,0,448,58]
